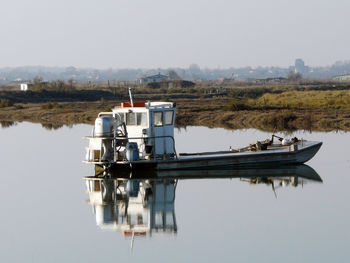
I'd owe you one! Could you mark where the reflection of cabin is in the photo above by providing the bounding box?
[85,177,177,236]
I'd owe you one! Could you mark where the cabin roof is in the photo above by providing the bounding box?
[113,101,176,111]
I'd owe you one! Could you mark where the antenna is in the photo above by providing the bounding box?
[130,230,135,252]
[128,87,134,107]
[271,182,277,199]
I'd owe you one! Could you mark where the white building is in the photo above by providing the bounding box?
[139,73,169,84]
[20,83,32,91]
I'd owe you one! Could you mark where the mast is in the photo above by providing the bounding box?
[128,87,134,107]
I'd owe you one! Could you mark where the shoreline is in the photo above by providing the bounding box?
[1,99,350,132]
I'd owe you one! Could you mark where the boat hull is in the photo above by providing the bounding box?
[108,141,322,171]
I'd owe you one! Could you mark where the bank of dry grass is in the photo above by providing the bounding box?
[1,89,350,132]
[250,90,350,110]
[175,98,350,131]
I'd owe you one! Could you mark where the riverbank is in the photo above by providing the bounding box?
[2,80,350,131]
[0,98,350,132]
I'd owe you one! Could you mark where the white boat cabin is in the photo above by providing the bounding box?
[85,101,177,164]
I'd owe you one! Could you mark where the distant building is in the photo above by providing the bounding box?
[146,80,195,89]
[294,59,308,74]
[20,81,48,91]
[217,78,235,85]
[20,83,33,91]
[255,77,287,83]
[139,73,169,84]
[333,74,350,81]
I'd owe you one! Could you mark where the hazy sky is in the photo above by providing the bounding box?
[0,0,349,68]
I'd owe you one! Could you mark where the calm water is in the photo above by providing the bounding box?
[0,123,349,262]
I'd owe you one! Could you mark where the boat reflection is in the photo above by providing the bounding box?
[84,165,322,238]
[85,176,177,237]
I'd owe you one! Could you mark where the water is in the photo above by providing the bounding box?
[0,123,349,262]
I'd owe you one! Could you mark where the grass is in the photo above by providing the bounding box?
[0,99,14,108]
[1,83,350,132]
[249,90,350,110]
[41,102,62,109]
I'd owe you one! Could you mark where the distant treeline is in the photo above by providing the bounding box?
[225,82,350,99]
[0,89,121,103]
[2,60,350,82]
[2,78,350,105]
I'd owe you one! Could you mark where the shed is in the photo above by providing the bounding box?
[333,74,350,82]
[20,83,33,91]
[139,73,169,84]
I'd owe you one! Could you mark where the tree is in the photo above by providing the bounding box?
[32,76,44,91]
[33,76,43,84]
[67,78,76,91]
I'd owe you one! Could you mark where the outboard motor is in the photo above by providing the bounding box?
[94,116,115,137]
[94,116,116,161]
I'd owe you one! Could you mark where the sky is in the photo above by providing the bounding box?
[0,0,349,69]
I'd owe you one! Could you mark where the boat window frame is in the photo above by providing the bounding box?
[164,110,174,126]
[119,113,125,124]
[136,112,147,126]
[153,111,163,127]
[126,112,137,126]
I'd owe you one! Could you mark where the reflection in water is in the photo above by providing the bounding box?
[85,177,177,240]
[0,121,17,128]
[84,165,322,242]
[41,123,64,130]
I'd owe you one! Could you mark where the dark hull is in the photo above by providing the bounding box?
[103,141,322,172]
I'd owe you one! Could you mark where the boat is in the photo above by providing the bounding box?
[84,96,322,171]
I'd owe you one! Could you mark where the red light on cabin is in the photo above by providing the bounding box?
[121,102,146,108]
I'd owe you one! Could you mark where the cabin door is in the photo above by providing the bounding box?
[152,110,175,156]
[152,111,165,156]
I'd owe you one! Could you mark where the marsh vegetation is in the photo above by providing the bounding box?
[1,79,350,131]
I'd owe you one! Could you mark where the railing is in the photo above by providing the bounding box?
[86,134,178,163]
[125,135,178,160]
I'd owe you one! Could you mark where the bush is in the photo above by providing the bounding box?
[0,99,14,108]
[226,99,252,111]
[14,104,24,110]
[41,102,61,109]
[261,111,297,130]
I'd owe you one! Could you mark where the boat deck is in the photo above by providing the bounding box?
[134,141,321,170]
[86,141,322,170]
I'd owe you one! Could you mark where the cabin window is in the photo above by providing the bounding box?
[118,113,125,124]
[126,112,136,125]
[153,112,163,126]
[137,112,147,126]
[165,111,173,125]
